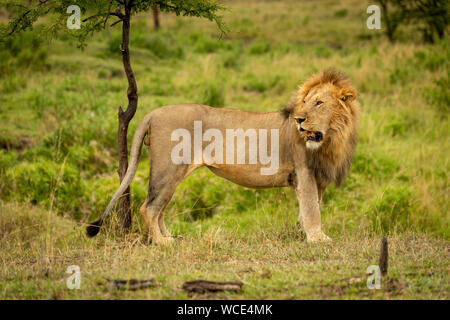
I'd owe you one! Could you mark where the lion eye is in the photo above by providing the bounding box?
[315,101,323,106]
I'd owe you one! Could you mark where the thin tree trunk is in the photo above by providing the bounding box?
[152,7,160,30]
[117,2,138,232]
[379,0,395,43]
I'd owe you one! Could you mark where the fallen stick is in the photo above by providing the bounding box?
[107,278,155,290]
[182,280,243,294]
[379,236,388,275]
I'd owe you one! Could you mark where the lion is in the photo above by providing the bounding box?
[87,69,359,244]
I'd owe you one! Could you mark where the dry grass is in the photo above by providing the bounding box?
[1,202,448,299]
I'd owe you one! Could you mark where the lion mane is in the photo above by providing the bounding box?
[282,69,360,187]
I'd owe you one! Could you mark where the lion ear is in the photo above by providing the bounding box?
[282,92,302,117]
[339,88,357,102]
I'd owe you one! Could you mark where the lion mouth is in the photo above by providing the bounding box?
[300,127,323,142]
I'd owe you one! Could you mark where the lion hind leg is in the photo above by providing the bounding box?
[140,193,174,245]
[143,164,191,244]
[143,206,170,245]
[158,209,171,237]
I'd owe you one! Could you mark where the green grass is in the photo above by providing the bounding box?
[0,0,448,299]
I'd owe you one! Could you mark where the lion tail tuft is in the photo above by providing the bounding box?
[86,219,102,237]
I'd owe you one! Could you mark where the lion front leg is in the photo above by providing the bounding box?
[295,169,331,243]
[317,183,327,204]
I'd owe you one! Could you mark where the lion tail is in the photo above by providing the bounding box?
[86,113,152,237]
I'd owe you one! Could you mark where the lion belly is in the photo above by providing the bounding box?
[207,165,293,189]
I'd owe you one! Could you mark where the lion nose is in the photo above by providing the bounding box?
[295,118,306,124]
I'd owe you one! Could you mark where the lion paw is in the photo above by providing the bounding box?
[153,236,176,245]
[306,231,332,243]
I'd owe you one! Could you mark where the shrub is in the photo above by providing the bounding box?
[314,45,332,58]
[26,89,54,119]
[0,75,26,94]
[107,35,122,55]
[0,28,49,73]
[4,159,85,217]
[243,73,281,93]
[423,76,450,114]
[352,151,400,178]
[199,81,225,107]
[0,150,18,174]
[383,113,419,137]
[334,9,348,17]
[248,40,271,55]
[389,64,411,85]
[194,36,223,53]
[222,50,241,69]
[135,33,184,59]
[368,186,413,234]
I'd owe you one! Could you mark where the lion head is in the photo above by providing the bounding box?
[282,69,360,186]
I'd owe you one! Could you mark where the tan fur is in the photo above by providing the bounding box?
[95,70,359,244]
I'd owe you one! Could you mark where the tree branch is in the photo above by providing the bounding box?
[110,19,123,27]
[6,8,32,36]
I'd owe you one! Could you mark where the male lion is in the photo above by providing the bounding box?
[87,69,359,244]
